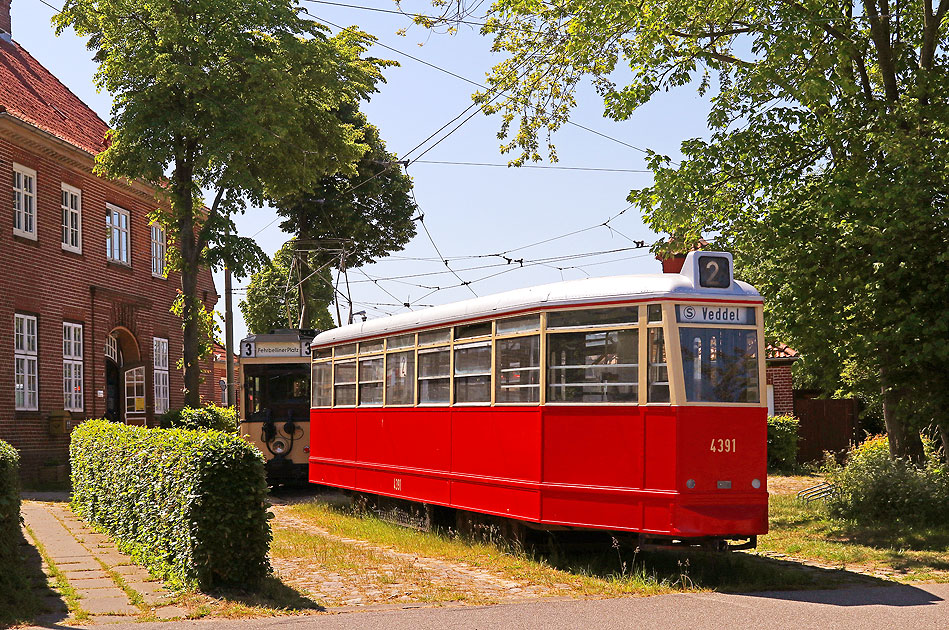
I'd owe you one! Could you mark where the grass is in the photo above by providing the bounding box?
[164,577,325,619]
[756,487,949,582]
[272,526,481,605]
[283,499,821,601]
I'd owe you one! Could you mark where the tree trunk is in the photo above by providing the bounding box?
[179,214,202,409]
[881,368,925,465]
[173,155,203,409]
[938,422,949,468]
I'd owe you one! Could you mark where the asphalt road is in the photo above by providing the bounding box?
[24,583,949,630]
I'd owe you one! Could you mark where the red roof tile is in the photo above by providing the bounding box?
[766,343,799,360]
[0,37,108,155]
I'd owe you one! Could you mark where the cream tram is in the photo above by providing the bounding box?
[239,329,315,485]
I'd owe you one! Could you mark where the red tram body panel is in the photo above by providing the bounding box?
[309,405,767,537]
[308,251,769,543]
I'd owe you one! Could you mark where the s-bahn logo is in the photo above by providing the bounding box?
[678,304,747,324]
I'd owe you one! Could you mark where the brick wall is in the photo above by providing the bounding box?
[766,363,794,417]
[0,0,10,36]
[0,127,217,482]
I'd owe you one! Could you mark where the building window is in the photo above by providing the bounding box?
[105,334,118,363]
[13,164,37,239]
[150,223,166,277]
[63,323,83,411]
[153,337,169,414]
[15,314,38,410]
[61,184,82,252]
[125,366,145,414]
[106,204,130,264]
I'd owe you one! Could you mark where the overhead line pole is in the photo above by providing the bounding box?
[224,228,236,408]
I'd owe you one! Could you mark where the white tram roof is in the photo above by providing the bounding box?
[312,251,761,348]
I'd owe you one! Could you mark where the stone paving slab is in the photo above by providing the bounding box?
[72,577,121,589]
[54,559,103,571]
[63,568,110,581]
[112,565,151,579]
[153,605,188,619]
[92,551,133,565]
[82,595,139,615]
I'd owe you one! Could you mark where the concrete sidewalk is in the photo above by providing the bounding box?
[20,494,184,624]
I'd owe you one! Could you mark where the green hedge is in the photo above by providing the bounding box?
[70,419,270,589]
[0,440,20,558]
[158,405,238,432]
[767,415,799,472]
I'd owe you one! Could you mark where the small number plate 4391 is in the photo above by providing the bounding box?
[710,438,736,453]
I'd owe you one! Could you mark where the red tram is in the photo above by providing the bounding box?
[308,251,768,547]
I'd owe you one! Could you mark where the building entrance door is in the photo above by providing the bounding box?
[105,359,122,422]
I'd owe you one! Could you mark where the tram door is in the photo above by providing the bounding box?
[105,359,121,422]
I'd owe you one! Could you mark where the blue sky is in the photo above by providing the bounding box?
[12,0,713,342]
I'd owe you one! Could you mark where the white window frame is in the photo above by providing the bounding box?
[153,337,169,414]
[13,163,37,240]
[15,314,38,411]
[63,323,83,412]
[105,334,119,363]
[125,365,146,414]
[150,222,167,278]
[61,183,82,253]
[106,203,130,265]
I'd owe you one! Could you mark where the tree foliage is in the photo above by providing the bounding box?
[452,0,949,461]
[54,0,391,405]
[239,241,336,334]
[275,103,418,324]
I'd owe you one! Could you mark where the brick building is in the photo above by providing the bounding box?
[765,343,798,416]
[212,341,239,410]
[0,6,217,481]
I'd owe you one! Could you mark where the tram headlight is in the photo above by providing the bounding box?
[686,479,696,489]
[752,478,761,489]
[271,439,289,455]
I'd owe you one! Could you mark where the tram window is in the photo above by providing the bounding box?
[679,328,759,403]
[388,333,415,350]
[497,314,540,335]
[334,360,356,406]
[419,329,451,346]
[547,329,638,403]
[243,364,310,418]
[647,304,663,323]
[245,375,262,414]
[418,346,450,404]
[455,321,492,340]
[313,348,332,360]
[336,343,357,357]
[648,328,670,402]
[547,306,639,329]
[311,362,332,407]
[454,341,492,403]
[386,350,415,405]
[358,357,384,406]
[496,336,540,403]
[360,339,384,354]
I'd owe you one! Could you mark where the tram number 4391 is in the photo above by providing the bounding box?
[710,438,736,453]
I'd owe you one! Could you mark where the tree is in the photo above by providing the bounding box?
[276,103,418,325]
[55,0,390,406]
[449,0,949,462]
[239,242,335,334]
